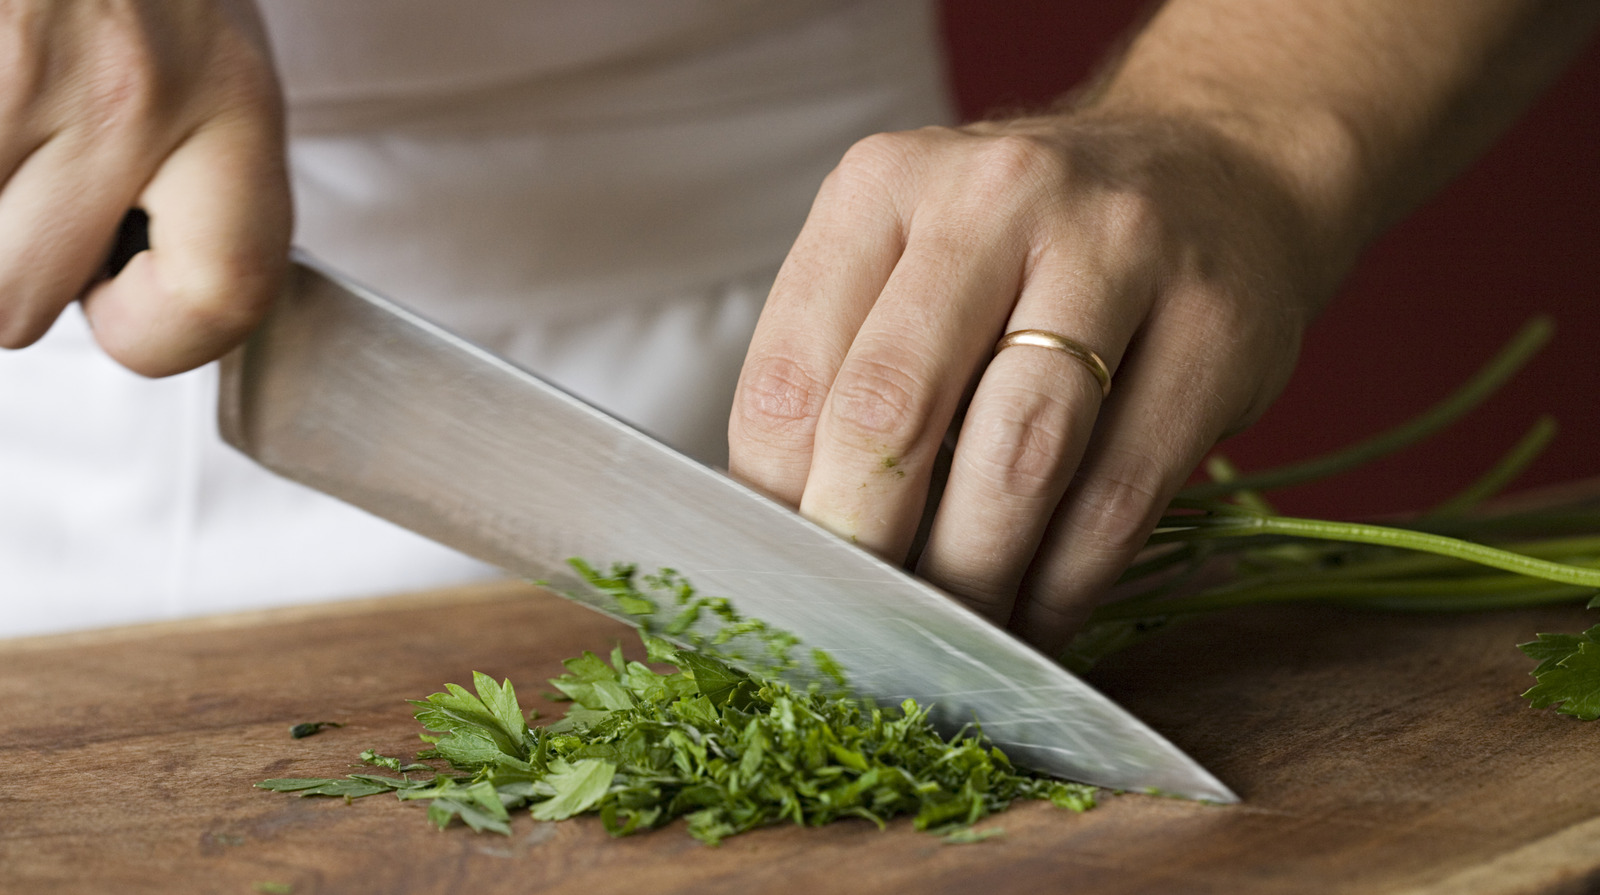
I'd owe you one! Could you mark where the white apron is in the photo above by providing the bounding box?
[0,0,952,637]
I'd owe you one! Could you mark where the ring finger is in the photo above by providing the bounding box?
[916,258,1153,622]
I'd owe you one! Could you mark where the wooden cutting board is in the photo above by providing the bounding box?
[5,579,1600,895]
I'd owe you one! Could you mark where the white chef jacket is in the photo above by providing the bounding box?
[0,0,953,636]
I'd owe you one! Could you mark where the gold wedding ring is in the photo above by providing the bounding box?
[993,329,1113,398]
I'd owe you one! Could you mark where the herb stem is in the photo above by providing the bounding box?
[1426,415,1558,518]
[1203,454,1278,516]
[1113,544,1201,586]
[1186,534,1600,592]
[1093,573,1592,620]
[1092,532,1600,622]
[1178,316,1553,501]
[1164,513,1600,587]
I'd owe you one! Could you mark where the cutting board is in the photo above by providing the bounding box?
[5,579,1600,894]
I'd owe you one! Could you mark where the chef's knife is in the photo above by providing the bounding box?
[216,251,1237,803]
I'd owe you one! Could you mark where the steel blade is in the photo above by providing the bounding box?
[218,252,1237,802]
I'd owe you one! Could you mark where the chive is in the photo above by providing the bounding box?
[1178,316,1553,501]
[1425,415,1558,517]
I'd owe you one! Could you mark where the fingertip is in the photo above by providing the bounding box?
[1011,596,1096,659]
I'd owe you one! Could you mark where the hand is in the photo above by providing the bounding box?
[728,110,1346,655]
[0,0,290,376]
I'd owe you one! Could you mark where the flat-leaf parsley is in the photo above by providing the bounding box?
[259,568,1094,844]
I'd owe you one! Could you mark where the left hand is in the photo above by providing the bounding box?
[727,110,1342,655]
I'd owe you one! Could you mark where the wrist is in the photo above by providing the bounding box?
[970,96,1369,314]
[1080,84,1377,290]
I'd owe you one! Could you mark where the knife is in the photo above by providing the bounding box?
[216,250,1238,803]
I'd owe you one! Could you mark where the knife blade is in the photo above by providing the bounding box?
[217,251,1237,803]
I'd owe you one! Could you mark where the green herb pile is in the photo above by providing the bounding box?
[1061,316,1600,718]
[259,566,1094,844]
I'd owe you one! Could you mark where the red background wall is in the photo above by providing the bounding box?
[940,1,1600,519]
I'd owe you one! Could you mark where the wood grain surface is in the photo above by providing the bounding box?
[5,579,1600,895]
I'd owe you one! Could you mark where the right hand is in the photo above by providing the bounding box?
[727,111,1333,657]
[0,0,291,377]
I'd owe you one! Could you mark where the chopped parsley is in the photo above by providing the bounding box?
[259,565,1095,844]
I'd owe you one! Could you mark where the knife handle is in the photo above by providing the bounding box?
[101,209,151,280]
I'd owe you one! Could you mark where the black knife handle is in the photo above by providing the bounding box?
[101,209,151,280]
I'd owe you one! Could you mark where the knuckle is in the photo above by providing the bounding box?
[824,354,932,454]
[961,392,1074,498]
[969,134,1064,195]
[733,353,830,439]
[54,10,282,139]
[828,129,935,194]
[980,134,1056,174]
[69,36,167,133]
[204,30,283,114]
[1095,187,1165,249]
[164,257,277,341]
[837,131,910,174]
[1070,449,1173,559]
[830,134,901,190]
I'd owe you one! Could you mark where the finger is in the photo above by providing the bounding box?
[795,220,1026,560]
[0,134,143,349]
[83,109,291,377]
[1011,300,1251,654]
[728,147,907,505]
[916,262,1150,622]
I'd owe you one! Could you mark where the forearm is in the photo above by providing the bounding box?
[1085,0,1600,268]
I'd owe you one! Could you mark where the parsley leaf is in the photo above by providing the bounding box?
[673,651,754,709]
[1521,626,1600,720]
[528,759,617,821]
[941,826,1005,844]
[410,674,530,768]
[256,778,397,799]
[1520,629,1596,674]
